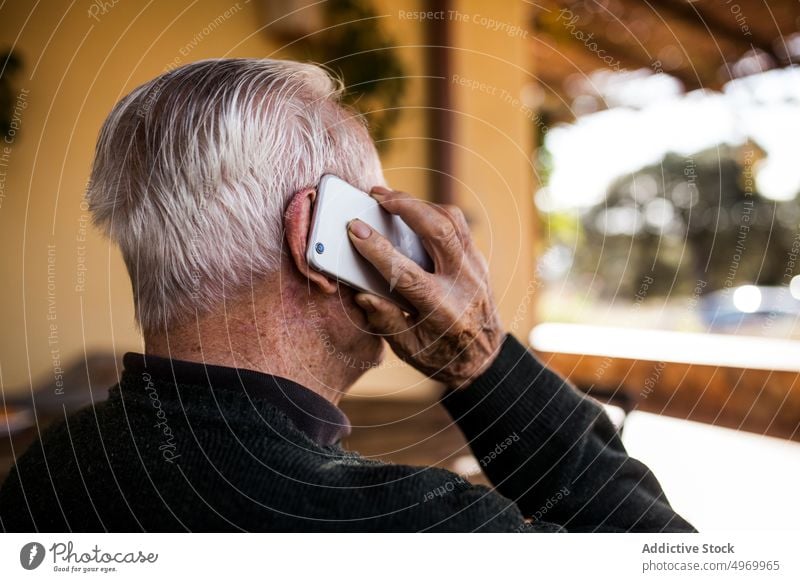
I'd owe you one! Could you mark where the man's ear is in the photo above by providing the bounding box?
[284,187,338,294]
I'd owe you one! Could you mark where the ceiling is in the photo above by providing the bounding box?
[529,0,800,120]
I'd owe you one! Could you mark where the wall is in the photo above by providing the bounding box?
[450,0,537,337]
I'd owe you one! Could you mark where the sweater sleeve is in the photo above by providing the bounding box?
[441,333,696,532]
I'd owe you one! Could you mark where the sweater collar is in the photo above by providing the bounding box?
[121,352,351,446]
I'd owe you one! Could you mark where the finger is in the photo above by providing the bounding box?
[440,203,489,277]
[348,219,438,311]
[440,204,470,240]
[370,187,463,266]
[437,204,474,274]
[355,293,410,337]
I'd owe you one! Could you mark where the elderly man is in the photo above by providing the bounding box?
[0,59,693,532]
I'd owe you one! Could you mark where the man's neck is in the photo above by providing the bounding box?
[143,287,362,406]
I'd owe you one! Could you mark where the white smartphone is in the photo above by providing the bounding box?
[306,175,433,312]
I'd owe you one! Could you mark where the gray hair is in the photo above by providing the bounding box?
[86,58,384,334]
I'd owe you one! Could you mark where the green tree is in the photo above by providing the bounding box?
[577,143,799,299]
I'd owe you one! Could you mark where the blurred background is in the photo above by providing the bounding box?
[1,0,799,530]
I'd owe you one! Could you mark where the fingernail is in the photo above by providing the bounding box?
[348,219,371,239]
[370,186,391,198]
[356,295,375,312]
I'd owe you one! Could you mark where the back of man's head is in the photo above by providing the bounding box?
[86,58,384,335]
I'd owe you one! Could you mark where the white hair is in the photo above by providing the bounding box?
[86,58,385,334]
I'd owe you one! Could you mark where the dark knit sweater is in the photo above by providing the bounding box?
[0,334,694,532]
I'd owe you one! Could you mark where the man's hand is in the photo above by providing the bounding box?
[347,186,504,389]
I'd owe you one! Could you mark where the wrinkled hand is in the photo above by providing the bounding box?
[347,186,504,389]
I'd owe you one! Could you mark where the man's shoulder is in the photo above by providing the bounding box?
[0,399,121,531]
[0,401,530,532]
[272,455,529,531]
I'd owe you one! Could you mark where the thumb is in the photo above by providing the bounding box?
[355,293,409,337]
